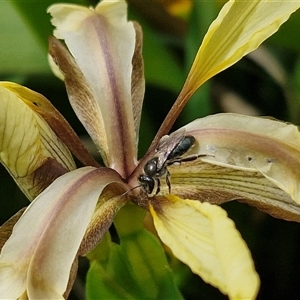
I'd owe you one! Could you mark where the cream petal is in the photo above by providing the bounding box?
[79,191,128,256]
[0,208,26,251]
[48,0,137,177]
[48,37,109,166]
[179,113,300,204]
[0,167,126,298]
[150,195,259,299]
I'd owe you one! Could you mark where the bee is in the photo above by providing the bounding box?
[138,130,203,196]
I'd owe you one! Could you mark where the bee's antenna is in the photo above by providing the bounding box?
[120,184,142,197]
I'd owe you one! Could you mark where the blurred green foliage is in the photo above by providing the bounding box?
[2,1,300,299]
[86,204,182,300]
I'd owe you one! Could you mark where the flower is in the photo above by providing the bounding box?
[1,0,300,299]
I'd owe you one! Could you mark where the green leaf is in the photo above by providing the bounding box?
[129,10,185,94]
[0,0,87,75]
[268,9,300,52]
[86,204,183,300]
[11,0,87,48]
[0,2,49,75]
[181,1,217,121]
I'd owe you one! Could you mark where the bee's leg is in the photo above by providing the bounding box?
[168,153,214,165]
[155,178,161,195]
[182,153,213,162]
[166,169,171,194]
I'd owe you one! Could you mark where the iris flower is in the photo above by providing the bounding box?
[1,0,300,299]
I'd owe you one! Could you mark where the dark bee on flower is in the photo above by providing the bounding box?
[138,130,204,196]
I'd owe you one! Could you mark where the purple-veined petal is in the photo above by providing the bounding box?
[179,113,300,205]
[150,195,259,299]
[48,22,145,156]
[48,36,109,166]
[48,0,137,177]
[0,166,127,299]
[79,188,128,256]
[168,159,300,222]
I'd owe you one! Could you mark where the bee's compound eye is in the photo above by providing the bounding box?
[138,174,155,194]
[144,158,158,176]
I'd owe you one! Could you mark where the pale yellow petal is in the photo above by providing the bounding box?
[150,195,259,299]
[182,0,300,95]
[180,113,300,205]
[148,1,300,146]
[2,81,98,167]
[0,84,76,200]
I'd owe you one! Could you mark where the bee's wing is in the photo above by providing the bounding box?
[155,130,186,169]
